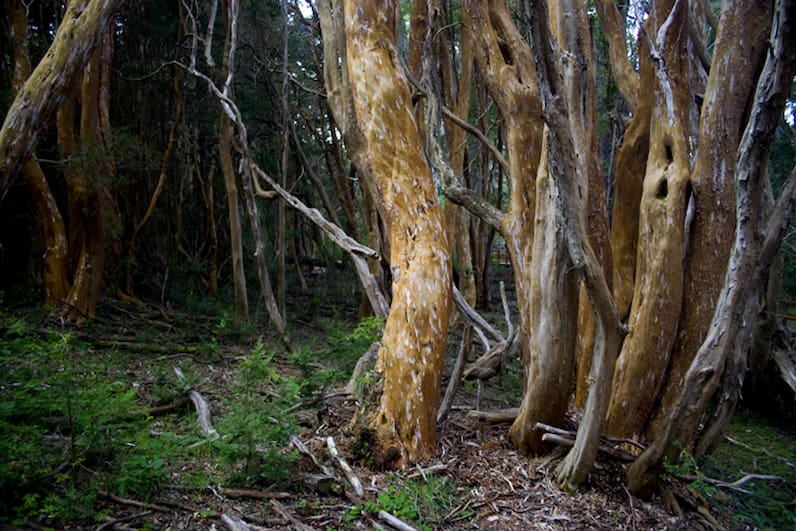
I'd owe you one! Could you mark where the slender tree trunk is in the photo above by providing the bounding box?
[441,13,476,308]
[127,63,183,296]
[219,110,248,321]
[508,132,580,455]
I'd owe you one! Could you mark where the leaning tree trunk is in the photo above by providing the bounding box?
[0,0,125,206]
[628,0,796,494]
[8,0,69,307]
[647,0,773,441]
[345,0,453,465]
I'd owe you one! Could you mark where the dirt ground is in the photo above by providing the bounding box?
[81,293,727,531]
[5,265,775,530]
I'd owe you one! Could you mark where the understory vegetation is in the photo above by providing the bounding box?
[1,289,794,530]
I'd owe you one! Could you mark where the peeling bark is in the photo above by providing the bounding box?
[345,0,452,464]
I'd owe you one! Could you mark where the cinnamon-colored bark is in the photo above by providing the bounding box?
[648,0,773,441]
[345,0,452,464]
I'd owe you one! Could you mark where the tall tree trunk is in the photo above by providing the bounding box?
[441,12,477,308]
[628,0,796,493]
[126,62,183,296]
[606,0,692,439]
[647,0,773,440]
[547,0,613,412]
[8,0,69,307]
[345,0,452,464]
[524,0,625,491]
[219,110,249,321]
[218,3,248,321]
[57,38,113,323]
[0,0,125,205]
[508,131,580,455]
[597,0,653,322]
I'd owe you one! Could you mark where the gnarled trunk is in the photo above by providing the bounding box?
[647,0,773,440]
[606,0,692,439]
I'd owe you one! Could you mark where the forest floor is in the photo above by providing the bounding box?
[1,265,795,530]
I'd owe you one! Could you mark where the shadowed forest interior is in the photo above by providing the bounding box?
[0,0,795,529]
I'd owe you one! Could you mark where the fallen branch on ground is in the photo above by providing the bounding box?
[270,499,314,531]
[535,422,640,462]
[468,408,519,423]
[378,510,421,531]
[95,510,152,530]
[100,492,172,513]
[327,436,364,496]
[174,366,219,440]
[685,473,785,493]
[221,513,251,531]
[217,487,292,500]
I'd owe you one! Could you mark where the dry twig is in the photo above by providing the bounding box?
[327,436,364,496]
[378,510,421,531]
[269,499,314,531]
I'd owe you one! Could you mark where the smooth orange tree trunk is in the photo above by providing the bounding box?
[345,0,453,464]
[8,1,69,306]
[0,0,125,205]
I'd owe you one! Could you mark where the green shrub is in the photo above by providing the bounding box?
[347,476,467,530]
[211,339,300,486]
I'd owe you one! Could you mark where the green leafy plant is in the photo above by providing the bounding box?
[0,312,177,525]
[212,340,299,486]
[346,476,465,530]
[662,441,717,499]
